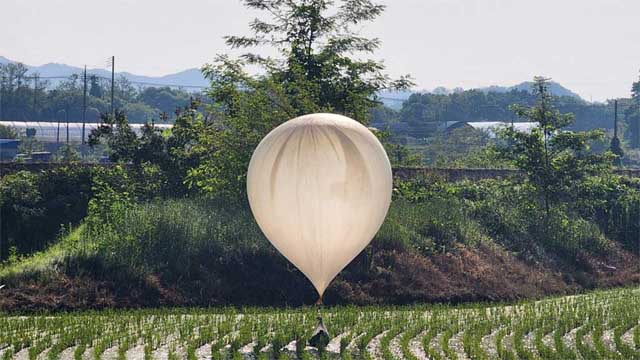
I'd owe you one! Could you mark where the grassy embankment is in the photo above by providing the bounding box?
[1,175,638,310]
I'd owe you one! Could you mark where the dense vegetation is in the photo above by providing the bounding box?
[1,161,638,309]
[372,79,640,140]
[0,0,639,312]
[370,73,640,167]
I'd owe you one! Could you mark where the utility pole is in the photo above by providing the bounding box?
[33,75,38,119]
[111,56,115,119]
[0,77,3,121]
[614,100,618,139]
[66,104,70,144]
[82,66,87,144]
[610,100,624,165]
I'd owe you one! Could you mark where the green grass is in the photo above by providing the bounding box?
[0,225,87,281]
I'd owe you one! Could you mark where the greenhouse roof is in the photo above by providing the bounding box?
[0,121,173,143]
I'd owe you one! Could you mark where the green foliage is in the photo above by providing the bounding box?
[0,167,92,260]
[138,86,191,117]
[89,109,197,196]
[0,63,197,123]
[17,137,45,156]
[222,0,412,122]
[496,77,614,214]
[188,0,412,200]
[186,69,291,200]
[624,73,640,149]
[418,127,512,168]
[0,124,17,138]
[392,175,621,258]
[55,143,81,163]
[376,129,423,167]
[394,88,613,139]
[576,175,640,251]
[89,111,142,163]
[610,136,624,163]
[76,197,322,305]
[82,198,263,279]
[376,197,487,254]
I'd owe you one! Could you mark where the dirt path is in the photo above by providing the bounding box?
[448,330,470,360]
[480,327,501,358]
[408,331,429,360]
[366,330,389,360]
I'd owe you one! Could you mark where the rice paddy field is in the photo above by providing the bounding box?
[0,287,638,360]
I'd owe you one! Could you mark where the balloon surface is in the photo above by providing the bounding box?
[247,113,393,297]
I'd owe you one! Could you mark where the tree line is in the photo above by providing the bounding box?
[0,62,196,124]
[372,80,640,149]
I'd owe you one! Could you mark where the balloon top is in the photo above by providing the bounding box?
[275,113,368,130]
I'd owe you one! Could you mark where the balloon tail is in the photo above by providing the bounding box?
[315,295,323,306]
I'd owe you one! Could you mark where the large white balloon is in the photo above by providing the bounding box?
[247,113,393,297]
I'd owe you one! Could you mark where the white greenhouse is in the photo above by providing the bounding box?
[0,121,173,143]
[445,121,540,138]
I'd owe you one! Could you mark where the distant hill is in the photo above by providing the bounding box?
[422,82,582,100]
[378,90,414,110]
[379,81,583,109]
[0,56,209,89]
[480,81,583,100]
[2,56,583,103]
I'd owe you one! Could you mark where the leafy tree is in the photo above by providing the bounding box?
[625,72,640,148]
[0,63,33,120]
[369,104,400,126]
[421,126,495,167]
[397,89,613,139]
[115,75,139,105]
[0,62,196,123]
[55,143,81,163]
[89,111,139,163]
[89,107,201,196]
[385,142,423,167]
[609,136,624,165]
[496,77,613,214]
[374,129,423,167]
[0,167,92,260]
[222,0,412,122]
[17,137,44,155]
[190,0,412,200]
[122,102,156,123]
[138,87,191,117]
[89,75,104,98]
[0,124,17,138]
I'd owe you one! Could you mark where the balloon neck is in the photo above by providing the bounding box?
[315,295,323,306]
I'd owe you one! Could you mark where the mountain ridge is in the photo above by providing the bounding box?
[0,56,209,88]
[380,82,583,109]
[2,56,583,104]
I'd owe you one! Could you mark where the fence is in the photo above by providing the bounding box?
[3,162,640,180]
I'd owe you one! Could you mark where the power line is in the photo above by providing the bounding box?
[0,74,209,90]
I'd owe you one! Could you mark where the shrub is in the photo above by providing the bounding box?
[0,167,92,260]
[576,175,640,252]
[386,179,489,254]
[78,198,319,305]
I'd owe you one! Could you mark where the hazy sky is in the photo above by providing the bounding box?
[1,0,639,101]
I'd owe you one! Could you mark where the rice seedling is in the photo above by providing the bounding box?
[0,287,638,359]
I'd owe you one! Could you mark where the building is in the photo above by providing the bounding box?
[0,139,20,161]
[0,121,173,144]
[445,121,540,138]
